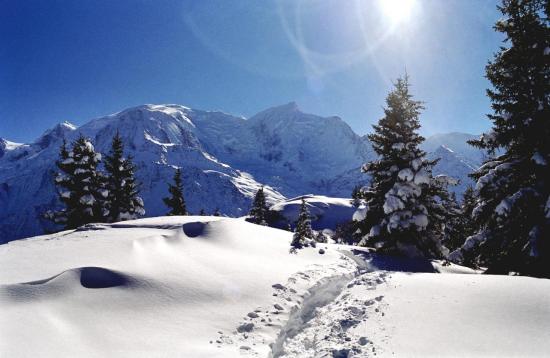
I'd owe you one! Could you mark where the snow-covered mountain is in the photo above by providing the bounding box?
[0,103,483,243]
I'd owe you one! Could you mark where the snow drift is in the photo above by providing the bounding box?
[2,217,550,357]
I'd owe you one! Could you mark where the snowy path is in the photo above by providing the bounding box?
[272,252,390,357]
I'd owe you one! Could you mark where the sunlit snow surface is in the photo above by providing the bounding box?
[2,217,549,357]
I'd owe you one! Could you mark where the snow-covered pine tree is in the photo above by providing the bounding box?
[48,135,108,228]
[315,230,327,243]
[354,76,445,258]
[104,131,144,222]
[456,0,550,277]
[291,198,313,251]
[213,208,221,217]
[249,186,269,225]
[163,168,188,216]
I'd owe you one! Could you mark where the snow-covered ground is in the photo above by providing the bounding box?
[1,217,549,357]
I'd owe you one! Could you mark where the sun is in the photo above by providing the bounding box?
[379,0,416,24]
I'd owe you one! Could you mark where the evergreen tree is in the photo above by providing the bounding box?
[315,230,327,243]
[291,198,313,251]
[458,0,549,276]
[213,208,221,217]
[163,168,187,215]
[249,187,269,225]
[47,135,108,228]
[354,76,445,258]
[440,191,466,252]
[461,186,477,239]
[199,208,206,216]
[104,131,144,222]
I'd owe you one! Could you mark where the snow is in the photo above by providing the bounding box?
[391,143,404,150]
[413,168,430,185]
[411,158,423,171]
[2,218,550,357]
[60,190,71,199]
[383,194,405,214]
[79,194,96,205]
[397,168,414,182]
[270,195,355,231]
[352,205,367,222]
[411,213,428,229]
[531,152,547,166]
[0,217,354,357]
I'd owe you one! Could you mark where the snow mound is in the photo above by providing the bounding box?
[270,195,355,231]
[0,216,355,357]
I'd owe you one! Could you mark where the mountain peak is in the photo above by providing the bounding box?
[249,102,301,121]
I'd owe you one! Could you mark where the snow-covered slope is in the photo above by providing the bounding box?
[270,195,356,232]
[0,103,483,242]
[0,216,355,357]
[423,132,485,167]
[428,145,477,196]
[2,218,549,357]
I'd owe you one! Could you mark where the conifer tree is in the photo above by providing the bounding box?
[163,168,187,216]
[48,135,108,228]
[440,191,466,252]
[315,230,327,243]
[354,76,445,258]
[456,0,550,276]
[291,198,313,251]
[199,209,206,216]
[249,186,269,225]
[213,208,221,216]
[461,186,477,238]
[104,132,144,222]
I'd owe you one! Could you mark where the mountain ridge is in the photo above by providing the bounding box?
[0,103,483,243]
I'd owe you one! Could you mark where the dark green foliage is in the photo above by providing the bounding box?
[463,0,549,277]
[461,186,477,239]
[47,135,108,228]
[441,192,467,252]
[249,187,269,225]
[291,198,313,250]
[163,168,188,216]
[332,221,358,245]
[351,185,364,207]
[355,76,446,258]
[104,132,144,222]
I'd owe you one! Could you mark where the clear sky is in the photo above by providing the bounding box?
[1,0,503,143]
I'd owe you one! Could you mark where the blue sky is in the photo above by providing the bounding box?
[1,0,502,143]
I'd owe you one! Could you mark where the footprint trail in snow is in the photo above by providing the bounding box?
[213,251,391,357]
